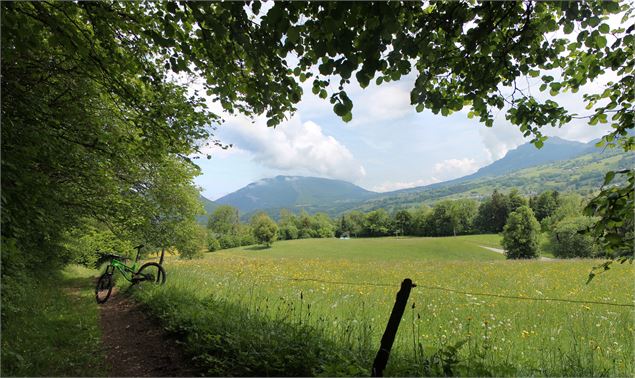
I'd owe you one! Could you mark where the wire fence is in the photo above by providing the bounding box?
[255,272,635,308]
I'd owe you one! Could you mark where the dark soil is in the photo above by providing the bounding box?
[99,290,196,377]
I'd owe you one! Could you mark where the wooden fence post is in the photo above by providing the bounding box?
[371,278,415,377]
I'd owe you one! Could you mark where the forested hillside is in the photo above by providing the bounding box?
[206,147,633,220]
[355,148,634,213]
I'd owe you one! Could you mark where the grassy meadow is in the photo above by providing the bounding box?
[132,235,635,376]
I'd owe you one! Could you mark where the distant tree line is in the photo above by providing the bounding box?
[207,188,602,259]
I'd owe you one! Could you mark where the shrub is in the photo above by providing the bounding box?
[502,206,541,259]
[219,234,240,250]
[548,216,599,258]
[251,213,278,247]
[207,236,221,252]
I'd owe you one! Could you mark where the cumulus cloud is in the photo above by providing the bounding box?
[434,158,480,180]
[478,123,527,163]
[372,177,441,193]
[349,84,413,126]
[295,69,415,127]
[219,115,366,181]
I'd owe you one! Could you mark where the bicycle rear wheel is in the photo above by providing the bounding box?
[135,262,166,285]
[95,273,113,304]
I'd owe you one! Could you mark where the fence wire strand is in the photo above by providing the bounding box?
[255,273,635,308]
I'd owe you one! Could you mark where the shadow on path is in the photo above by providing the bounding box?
[99,289,196,377]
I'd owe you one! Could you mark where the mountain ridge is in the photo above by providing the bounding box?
[198,137,632,221]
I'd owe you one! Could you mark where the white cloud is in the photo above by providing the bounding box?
[434,158,480,180]
[349,85,413,126]
[372,177,440,192]
[220,115,366,181]
[195,143,247,159]
[478,122,527,162]
[295,71,415,127]
[543,119,612,143]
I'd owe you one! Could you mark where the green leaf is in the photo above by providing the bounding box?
[415,103,424,113]
[603,171,616,186]
[595,35,607,49]
[287,26,300,43]
[333,103,347,116]
[563,22,574,34]
[341,112,352,122]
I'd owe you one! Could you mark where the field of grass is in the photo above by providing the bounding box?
[134,236,634,376]
[232,234,505,261]
[1,265,107,376]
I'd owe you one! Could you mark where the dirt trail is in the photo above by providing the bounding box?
[99,290,195,377]
[478,245,554,261]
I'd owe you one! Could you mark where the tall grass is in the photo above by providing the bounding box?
[133,236,634,376]
[1,265,107,376]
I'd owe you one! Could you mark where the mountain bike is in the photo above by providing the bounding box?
[95,244,166,304]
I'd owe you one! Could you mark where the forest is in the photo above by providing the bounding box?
[205,188,602,259]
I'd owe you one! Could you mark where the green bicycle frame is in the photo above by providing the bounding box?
[104,258,139,282]
[103,245,145,282]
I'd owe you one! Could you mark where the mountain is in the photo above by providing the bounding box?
[352,147,633,213]
[467,137,594,179]
[196,194,219,225]
[201,137,634,218]
[390,137,596,196]
[215,176,377,216]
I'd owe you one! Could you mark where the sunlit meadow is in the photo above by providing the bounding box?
[136,236,634,376]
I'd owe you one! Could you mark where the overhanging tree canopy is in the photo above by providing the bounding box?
[2,1,633,268]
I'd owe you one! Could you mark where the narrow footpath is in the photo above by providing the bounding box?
[479,245,554,261]
[99,291,195,377]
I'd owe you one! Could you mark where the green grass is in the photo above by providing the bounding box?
[1,265,107,376]
[134,236,635,376]
[222,234,505,262]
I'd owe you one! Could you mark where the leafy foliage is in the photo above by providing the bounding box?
[547,216,599,258]
[251,213,279,247]
[530,190,561,222]
[474,190,513,233]
[502,206,541,259]
[5,1,631,271]
[584,169,634,258]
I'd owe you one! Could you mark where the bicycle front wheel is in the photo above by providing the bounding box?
[136,262,166,285]
[95,273,113,304]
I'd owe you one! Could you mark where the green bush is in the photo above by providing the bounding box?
[219,234,240,249]
[547,216,599,258]
[502,206,541,259]
[207,235,221,252]
[251,213,278,247]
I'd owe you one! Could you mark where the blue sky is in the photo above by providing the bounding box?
[189,3,624,200]
[193,69,612,200]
